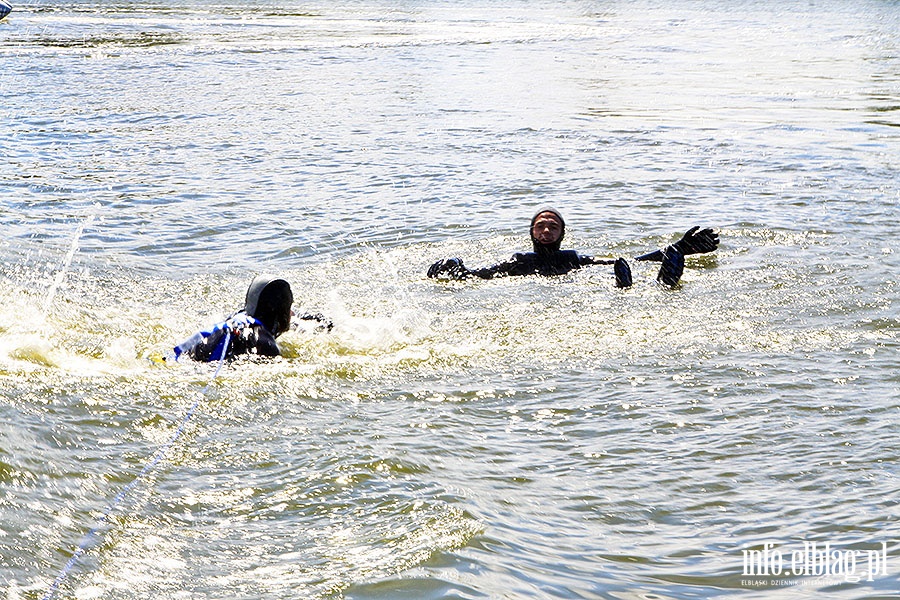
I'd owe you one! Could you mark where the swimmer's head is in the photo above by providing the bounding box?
[244,276,293,337]
[530,208,565,253]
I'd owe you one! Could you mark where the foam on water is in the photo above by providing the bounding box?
[1,221,893,401]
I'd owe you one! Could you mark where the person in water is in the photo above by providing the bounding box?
[426,208,719,287]
[173,275,331,362]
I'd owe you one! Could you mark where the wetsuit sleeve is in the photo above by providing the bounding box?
[635,226,719,261]
[295,312,334,332]
[428,257,521,280]
[465,259,522,279]
[467,252,565,278]
[634,249,665,262]
[577,254,616,266]
[466,253,581,278]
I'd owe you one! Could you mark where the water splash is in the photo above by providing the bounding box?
[41,215,94,316]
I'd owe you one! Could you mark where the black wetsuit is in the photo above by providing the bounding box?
[427,208,717,286]
[180,317,281,362]
[174,276,293,362]
[465,249,600,278]
[428,207,613,281]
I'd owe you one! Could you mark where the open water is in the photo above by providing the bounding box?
[1,1,899,598]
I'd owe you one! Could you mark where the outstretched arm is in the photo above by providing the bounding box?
[294,312,334,332]
[634,226,719,261]
[427,257,529,280]
[579,256,617,266]
[577,255,632,287]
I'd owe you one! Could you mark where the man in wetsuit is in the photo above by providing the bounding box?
[426,207,718,287]
[174,275,324,362]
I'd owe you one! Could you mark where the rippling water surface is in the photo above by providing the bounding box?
[1,1,899,598]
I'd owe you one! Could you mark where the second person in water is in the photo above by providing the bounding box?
[174,275,332,362]
[426,207,719,287]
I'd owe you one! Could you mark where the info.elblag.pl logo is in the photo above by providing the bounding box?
[742,541,891,585]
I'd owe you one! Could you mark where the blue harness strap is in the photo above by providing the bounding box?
[173,313,262,362]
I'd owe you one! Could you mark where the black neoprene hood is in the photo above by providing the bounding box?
[244,275,293,337]
[530,207,566,254]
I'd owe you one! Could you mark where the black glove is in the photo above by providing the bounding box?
[614,258,632,288]
[427,257,469,280]
[672,226,719,255]
[656,247,684,286]
[297,312,333,332]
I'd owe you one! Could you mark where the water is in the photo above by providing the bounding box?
[2,1,899,598]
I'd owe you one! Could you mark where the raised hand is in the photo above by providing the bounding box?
[674,226,719,255]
